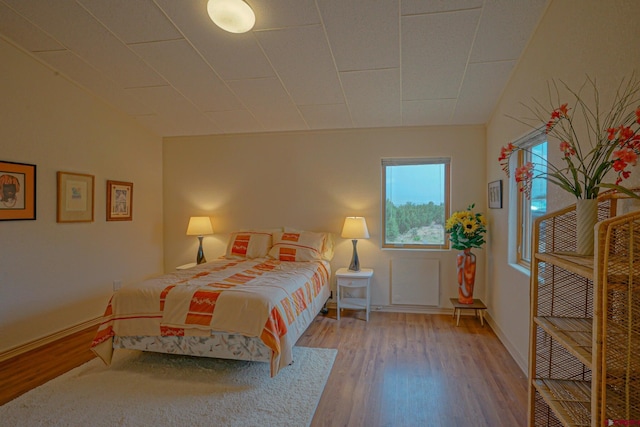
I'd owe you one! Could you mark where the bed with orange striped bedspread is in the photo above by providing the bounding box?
[91,258,330,376]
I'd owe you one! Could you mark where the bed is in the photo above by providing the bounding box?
[91,229,332,377]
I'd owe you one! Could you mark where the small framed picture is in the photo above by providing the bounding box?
[57,171,94,223]
[488,180,503,209]
[0,160,36,221]
[106,180,133,221]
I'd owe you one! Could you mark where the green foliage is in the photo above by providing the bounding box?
[385,200,445,242]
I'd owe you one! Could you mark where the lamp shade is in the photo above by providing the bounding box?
[207,0,255,34]
[186,216,214,236]
[341,217,370,239]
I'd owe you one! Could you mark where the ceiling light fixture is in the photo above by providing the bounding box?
[207,0,255,34]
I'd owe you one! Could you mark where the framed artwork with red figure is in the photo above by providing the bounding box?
[0,160,36,221]
[106,180,133,221]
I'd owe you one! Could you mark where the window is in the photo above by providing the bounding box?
[382,158,450,249]
[516,130,547,266]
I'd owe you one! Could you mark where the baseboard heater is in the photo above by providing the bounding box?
[391,258,439,306]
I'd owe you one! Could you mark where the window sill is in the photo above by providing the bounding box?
[509,262,531,277]
[382,246,448,252]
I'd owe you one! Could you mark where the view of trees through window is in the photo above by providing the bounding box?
[385,200,445,244]
[382,159,450,248]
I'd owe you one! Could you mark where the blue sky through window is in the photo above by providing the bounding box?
[386,164,445,205]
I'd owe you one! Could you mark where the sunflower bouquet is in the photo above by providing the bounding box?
[445,204,487,250]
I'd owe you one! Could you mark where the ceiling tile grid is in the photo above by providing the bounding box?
[0,0,548,137]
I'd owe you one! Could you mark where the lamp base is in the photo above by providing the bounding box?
[196,236,207,264]
[348,239,360,271]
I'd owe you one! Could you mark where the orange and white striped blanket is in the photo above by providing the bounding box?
[91,258,330,376]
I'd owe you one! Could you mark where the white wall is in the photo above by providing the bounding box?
[163,126,486,309]
[486,0,640,370]
[0,38,164,353]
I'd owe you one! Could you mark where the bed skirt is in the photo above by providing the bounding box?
[113,333,272,363]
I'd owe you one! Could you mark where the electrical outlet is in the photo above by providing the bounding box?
[113,280,122,291]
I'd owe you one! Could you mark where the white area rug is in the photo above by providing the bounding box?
[1,346,337,427]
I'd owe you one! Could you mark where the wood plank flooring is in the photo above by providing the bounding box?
[0,310,527,426]
[298,310,527,427]
[0,326,97,406]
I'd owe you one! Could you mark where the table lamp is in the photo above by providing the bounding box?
[341,216,370,271]
[186,216,214,264]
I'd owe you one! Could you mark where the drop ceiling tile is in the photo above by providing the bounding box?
[401,0,483,15]
[340,69,401,128]
[227,77,307,131]
[155,0,274,80]
[402,99,456,126]
[255,25,344,105]
[317,0,399,71]
[205,110,264,134]
[298,103,353,130]
[78,0,182,44]
[402,9,480,100]
[0,2,65,52]
[131,39,241,111]
[453,60,516,123]
[470,0,548,63]
[125,85,220,135]
[0,0,547,137]
[134,113,179,136]
[4,0,166,88]
[250,0,320,30]
[36,50,153,116]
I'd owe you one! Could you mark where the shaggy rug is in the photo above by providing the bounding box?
[1,346,337,427]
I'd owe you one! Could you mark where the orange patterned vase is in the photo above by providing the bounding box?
[457,248,476,304]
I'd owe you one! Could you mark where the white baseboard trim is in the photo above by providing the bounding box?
[0,317,101,363]
[483,312,528,375]
[328,301,464,316]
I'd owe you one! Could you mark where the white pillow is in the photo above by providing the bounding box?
[283,227,334,261]
[268,231,325,262]
[225,231,273,259]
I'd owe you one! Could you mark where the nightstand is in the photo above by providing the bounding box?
[176,262,197,270]
[336,267,373,321]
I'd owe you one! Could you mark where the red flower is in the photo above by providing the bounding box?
[607,127,617,141]
[498,143,515,161]
[558,103,569,116]
[619,126,634,142]
[559,141,575,157]
[613,147,638,165]
[498,143,516,176]
[550,103,569,120]
[613,159,627,172]
[515,163,534,183]
[514,163,534,198]
[616,170,632,185]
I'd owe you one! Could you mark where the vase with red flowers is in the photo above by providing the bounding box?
[498,75,640,255]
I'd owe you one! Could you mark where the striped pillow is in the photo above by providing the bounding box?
[268,231,325,261]
[225,231,273,259]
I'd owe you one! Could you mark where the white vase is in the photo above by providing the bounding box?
[575,198,598,256]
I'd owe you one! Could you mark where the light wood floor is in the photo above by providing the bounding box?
[0,310,527,426]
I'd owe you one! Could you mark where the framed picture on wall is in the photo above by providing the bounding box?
[488,179,503,209]
[0,160,36,221]
[106,180,133,221]
[57,171,94,223]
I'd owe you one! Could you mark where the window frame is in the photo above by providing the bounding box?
[514,129,547,268]
[381,157,451,250]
